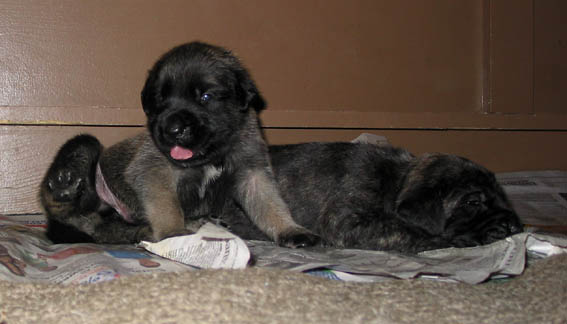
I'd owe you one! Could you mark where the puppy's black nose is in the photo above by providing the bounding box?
[166,119,184,137]
[164,112,196,143]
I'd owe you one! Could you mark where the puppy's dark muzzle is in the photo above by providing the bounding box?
[477,209,524,244]
[165,117,192,143]
[445,207,523,247]
[162,111,199,146]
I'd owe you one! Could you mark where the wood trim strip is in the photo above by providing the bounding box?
[261,110,567,130]
[2,106,567,130]
[0,106,145,126]
[482,0,492,114]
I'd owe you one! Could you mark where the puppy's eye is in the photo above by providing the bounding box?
[461,192,484,207]
[200,93,212,104]
[466,199,481,206]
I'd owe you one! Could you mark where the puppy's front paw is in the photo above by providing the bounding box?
[448,212,524,248]
[278,230,321,248]
[46,168,84,202]
[480,214,524,245]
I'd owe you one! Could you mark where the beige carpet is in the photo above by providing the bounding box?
[1,254,567,324]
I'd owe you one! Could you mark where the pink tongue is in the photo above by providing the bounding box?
[170,146,194,160]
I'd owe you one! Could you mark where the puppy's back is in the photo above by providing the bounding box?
[269,142,413,180]
[268,142,414,226]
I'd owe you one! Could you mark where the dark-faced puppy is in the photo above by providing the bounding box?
[395,153,521,248]
[220,143,523,253]
[41,42,319,247]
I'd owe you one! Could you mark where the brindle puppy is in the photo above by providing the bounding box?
[229,143,524,252]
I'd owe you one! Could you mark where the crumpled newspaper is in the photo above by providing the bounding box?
[139,222,567,284]
[1,217,567,284]
[139,223,250,269]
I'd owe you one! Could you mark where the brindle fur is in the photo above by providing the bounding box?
[214,142,524,252]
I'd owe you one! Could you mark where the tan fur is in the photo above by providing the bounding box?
[141,166,184,240]
[117,132,189,241]
[236,169,300,241]
[97,129,308,243]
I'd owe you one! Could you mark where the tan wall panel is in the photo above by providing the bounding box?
[534,0,567,113]
[265,129,567,172]
[1,0,484,119]
[489,0,534,114]
[1,0,566,216]
[2,125,565,215]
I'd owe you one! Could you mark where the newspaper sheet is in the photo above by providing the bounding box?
[497,170,567,226]
[1,170,567,284]
[139,222,250,269]
[0,217,194,284]
[2,216,567,285]
[247,232,567,284]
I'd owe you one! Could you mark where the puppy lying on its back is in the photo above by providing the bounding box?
[40,42,523,253]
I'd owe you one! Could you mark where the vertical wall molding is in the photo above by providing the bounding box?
[486,0,535,115]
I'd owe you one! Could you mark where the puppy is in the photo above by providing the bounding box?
[228,143,524,252]
[41,42,523,253]
[41,41,319,248]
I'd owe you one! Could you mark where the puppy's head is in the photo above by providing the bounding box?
[141,41,266,167]
[396,154,523,247]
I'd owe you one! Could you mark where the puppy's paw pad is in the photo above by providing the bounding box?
[47,168,84,202]
[278,231,321,248]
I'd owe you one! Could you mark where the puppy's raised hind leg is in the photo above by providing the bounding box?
[41,134,103,243]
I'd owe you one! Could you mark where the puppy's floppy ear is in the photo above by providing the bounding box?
[234,69,266,112]
[395,154,452,235]
[396,185,446,236]
[141,68,159,116]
